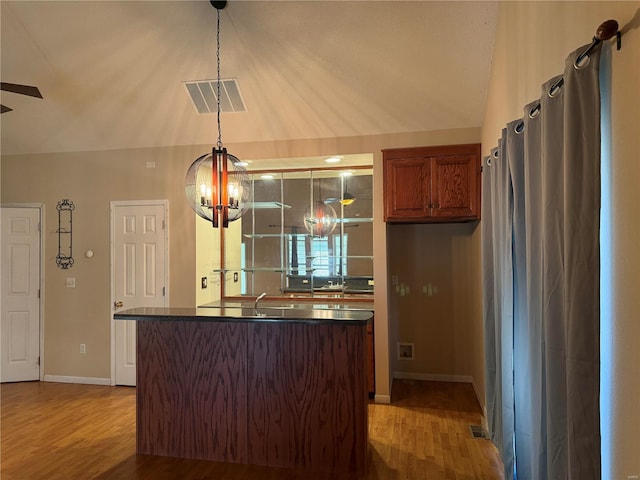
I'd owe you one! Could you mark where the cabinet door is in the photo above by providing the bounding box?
[384,157,430,221]
[430,154,479,220]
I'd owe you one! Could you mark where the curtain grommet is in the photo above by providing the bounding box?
[528,103,541,119]
[548,78,564,98]
[574,54,591,70]
[514,121,525,134]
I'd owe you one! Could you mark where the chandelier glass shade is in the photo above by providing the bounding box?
[303,201,337,237]
[185,148,250,227]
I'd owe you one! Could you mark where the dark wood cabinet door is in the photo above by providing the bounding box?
[384,157,430,221]
[430,153,479,220]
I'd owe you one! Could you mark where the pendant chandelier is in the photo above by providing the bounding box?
[184,0,249,228]
[303,201,338,237]
[303,178,337,237]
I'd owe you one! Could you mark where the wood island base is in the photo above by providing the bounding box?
[134,316,369,474]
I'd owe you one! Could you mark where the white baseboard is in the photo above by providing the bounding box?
[393,371,473,384]
[44,375,111,386]
[374,394,391,404]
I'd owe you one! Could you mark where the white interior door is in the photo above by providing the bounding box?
[112,202,167,386]
[1,207,41,383]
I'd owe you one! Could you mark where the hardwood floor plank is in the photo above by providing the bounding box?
[1,379,503,479]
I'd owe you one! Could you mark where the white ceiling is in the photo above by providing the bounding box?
[0,1,498,157]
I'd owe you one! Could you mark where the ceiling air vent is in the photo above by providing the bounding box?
[185,79,246,114]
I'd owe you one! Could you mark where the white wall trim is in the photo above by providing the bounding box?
[38,205,46,382]
[393,371,474,383]
[44,375,111,385]
[374,394,391,404]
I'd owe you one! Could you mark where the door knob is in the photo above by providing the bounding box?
[114,301,124,308]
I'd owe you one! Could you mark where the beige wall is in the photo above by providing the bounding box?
[1,146,201,378]
[388,222,482,384]
[482,2,640,478]
[195,212,222,306]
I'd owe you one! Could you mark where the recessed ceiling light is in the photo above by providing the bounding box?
[341,171,353,177]
[261,174,274,179]
[324,156,342,164]
[235,161,249,167]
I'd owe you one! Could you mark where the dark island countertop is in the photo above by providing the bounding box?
[114,306,372,326]
[199,298,373,311]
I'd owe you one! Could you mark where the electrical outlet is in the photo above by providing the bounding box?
[65,277,76,288]
[80,344,86,354]
[201,277,207,289]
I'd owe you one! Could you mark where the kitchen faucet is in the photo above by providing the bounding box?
[254,292,267,311]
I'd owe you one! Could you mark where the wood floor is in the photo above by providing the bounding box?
[1,379,504,480]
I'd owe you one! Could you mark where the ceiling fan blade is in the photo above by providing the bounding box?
[1,82,43,98]
[1,104,13,114]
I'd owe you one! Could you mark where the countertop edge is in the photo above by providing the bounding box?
[114,307,372,326]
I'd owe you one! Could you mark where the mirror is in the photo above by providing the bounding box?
[220,155,373,298]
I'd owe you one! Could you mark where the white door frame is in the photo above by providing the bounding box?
[109,200,169,385]
[0,203,45,381]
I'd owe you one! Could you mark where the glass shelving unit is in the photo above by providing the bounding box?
[221,167,374,298]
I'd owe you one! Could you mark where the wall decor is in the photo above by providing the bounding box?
[56,199,74,269]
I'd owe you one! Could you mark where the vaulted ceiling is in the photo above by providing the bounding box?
[0,1,498,157]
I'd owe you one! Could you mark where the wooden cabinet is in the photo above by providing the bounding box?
[383,143,481,223]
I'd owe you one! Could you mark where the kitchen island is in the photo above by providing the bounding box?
[114,306,372,474]
[200,299,376,396]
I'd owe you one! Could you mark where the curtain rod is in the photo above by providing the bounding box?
[489,19,623,146]
[548,19,621,99]
[576,19,621,67]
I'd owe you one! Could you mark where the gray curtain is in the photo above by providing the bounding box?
[483,43,602,480]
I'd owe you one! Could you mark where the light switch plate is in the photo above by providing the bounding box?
[65,277,76,288]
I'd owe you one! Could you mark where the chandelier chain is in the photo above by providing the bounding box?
[216,7,222,149]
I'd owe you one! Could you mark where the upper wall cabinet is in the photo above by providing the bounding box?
[382,144,481,223]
